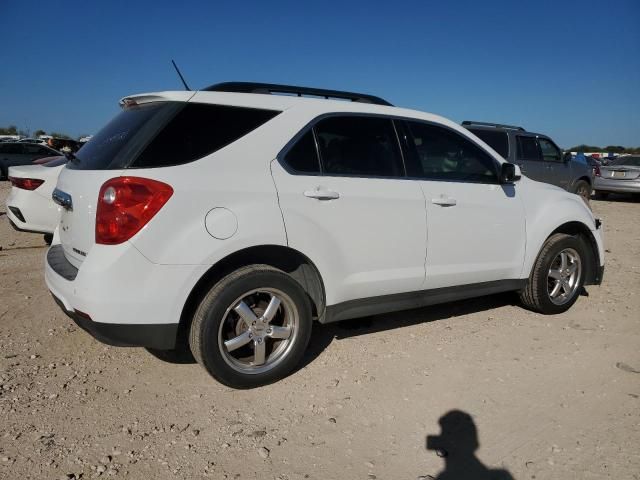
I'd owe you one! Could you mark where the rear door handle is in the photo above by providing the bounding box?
[431,196,457,207]
[304,188,340,200]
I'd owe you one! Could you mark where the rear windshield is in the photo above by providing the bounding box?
[68,102,280,170]
[609,156,640,167]
[467,128,509,159]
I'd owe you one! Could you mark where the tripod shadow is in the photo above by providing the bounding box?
[425,410,515,480]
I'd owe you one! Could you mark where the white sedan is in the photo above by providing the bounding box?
[5,156,67,244]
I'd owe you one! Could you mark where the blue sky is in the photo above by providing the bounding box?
[1,0,639,148]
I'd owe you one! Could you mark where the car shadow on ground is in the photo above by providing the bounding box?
[147,291,519,369]
[592,193,640,203]
[421,409,516,480]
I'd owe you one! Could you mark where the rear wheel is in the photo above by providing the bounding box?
[519,233,587,314]
[189,265,312,388]
[573,180,591,204]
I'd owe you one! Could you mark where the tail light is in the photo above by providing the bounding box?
[96,177,173,245]
[594,164,601,177]
[9,176,44,190]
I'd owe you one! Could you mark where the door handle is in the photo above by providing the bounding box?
[431,196,457,207]
[304,188,340,200]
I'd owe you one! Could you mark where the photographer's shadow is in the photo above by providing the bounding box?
[425,410,515,480]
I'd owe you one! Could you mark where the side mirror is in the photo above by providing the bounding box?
[563,151,572,163]
[499,162,521,184]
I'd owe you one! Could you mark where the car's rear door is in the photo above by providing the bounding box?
[399,120,526,289]
[271,115,427,306]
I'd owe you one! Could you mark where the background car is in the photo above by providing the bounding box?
[0,142,61,180]
[594,155,640,199]
[5,156,67,244]
[462,121,594,203]
[17,138,47,144]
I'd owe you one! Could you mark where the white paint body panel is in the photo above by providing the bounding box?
[5,164,64,234]
[45,89,604,329]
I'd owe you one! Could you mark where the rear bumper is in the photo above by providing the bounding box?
[594,177,640,194]
[51,293,178,349]
[45,243,207,350]
[5,186,59,234]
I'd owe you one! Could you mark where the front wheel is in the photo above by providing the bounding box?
[189,265,312,388]
[519,233,587,314]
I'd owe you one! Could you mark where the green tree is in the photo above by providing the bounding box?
[0,125,18,135]
[34,129,46,137]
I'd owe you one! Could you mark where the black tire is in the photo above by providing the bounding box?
[594,191,609,200]
[519,233,587,314]
[0,167,6,181]
[43,233,53,245]
[573,180,591,204]
[189,265,312,388]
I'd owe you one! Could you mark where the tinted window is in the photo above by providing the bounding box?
[467,128,509,159]
[69,102,174,170]
[43,157,68,167]
[314,116,404,177]
[516,136,541,161]
[538,138,561,162]
[134,104,280,168]
[404,122,498,182]
[283,131,320,174]
[0,143,23,154]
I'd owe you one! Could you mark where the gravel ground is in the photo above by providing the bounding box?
[1,181,639,480]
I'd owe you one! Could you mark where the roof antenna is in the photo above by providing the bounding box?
[171,60,191,91]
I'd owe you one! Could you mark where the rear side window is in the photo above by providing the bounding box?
[314,116,404,177]
[69,102,280,170]
[516,136,541,161]
[134,104,280,168]
[282,131,321,174]
[404,121,498,183]
[467,129,509,159]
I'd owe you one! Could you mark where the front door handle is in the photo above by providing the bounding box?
[304,188,340,200]
[431,196,457,207]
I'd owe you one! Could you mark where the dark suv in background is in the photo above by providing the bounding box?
[463,121,593,203]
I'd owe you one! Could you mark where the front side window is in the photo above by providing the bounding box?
[538,138,562,162]
[516,136,541,161]
[404,122,498,183]
[314,116,404,177]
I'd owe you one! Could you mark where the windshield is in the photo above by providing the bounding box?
[608,156,640,167]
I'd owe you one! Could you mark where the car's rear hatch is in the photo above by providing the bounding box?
[53,94,192,268]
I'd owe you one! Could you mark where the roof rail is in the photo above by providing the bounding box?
[462,120,525,131]
[202,82,393,106]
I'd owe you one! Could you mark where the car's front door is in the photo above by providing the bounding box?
[399,121,526,289]
[271,115,427,306]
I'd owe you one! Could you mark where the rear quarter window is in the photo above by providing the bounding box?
[68,102,280,170]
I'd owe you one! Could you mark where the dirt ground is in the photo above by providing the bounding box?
[0,181,638,480]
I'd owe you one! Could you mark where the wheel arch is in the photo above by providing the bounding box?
[178,245,326,339]
[546,221,601,285]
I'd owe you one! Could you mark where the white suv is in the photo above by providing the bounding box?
[45,82,604,388]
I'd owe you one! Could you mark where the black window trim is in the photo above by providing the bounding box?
[277,112,502,184]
